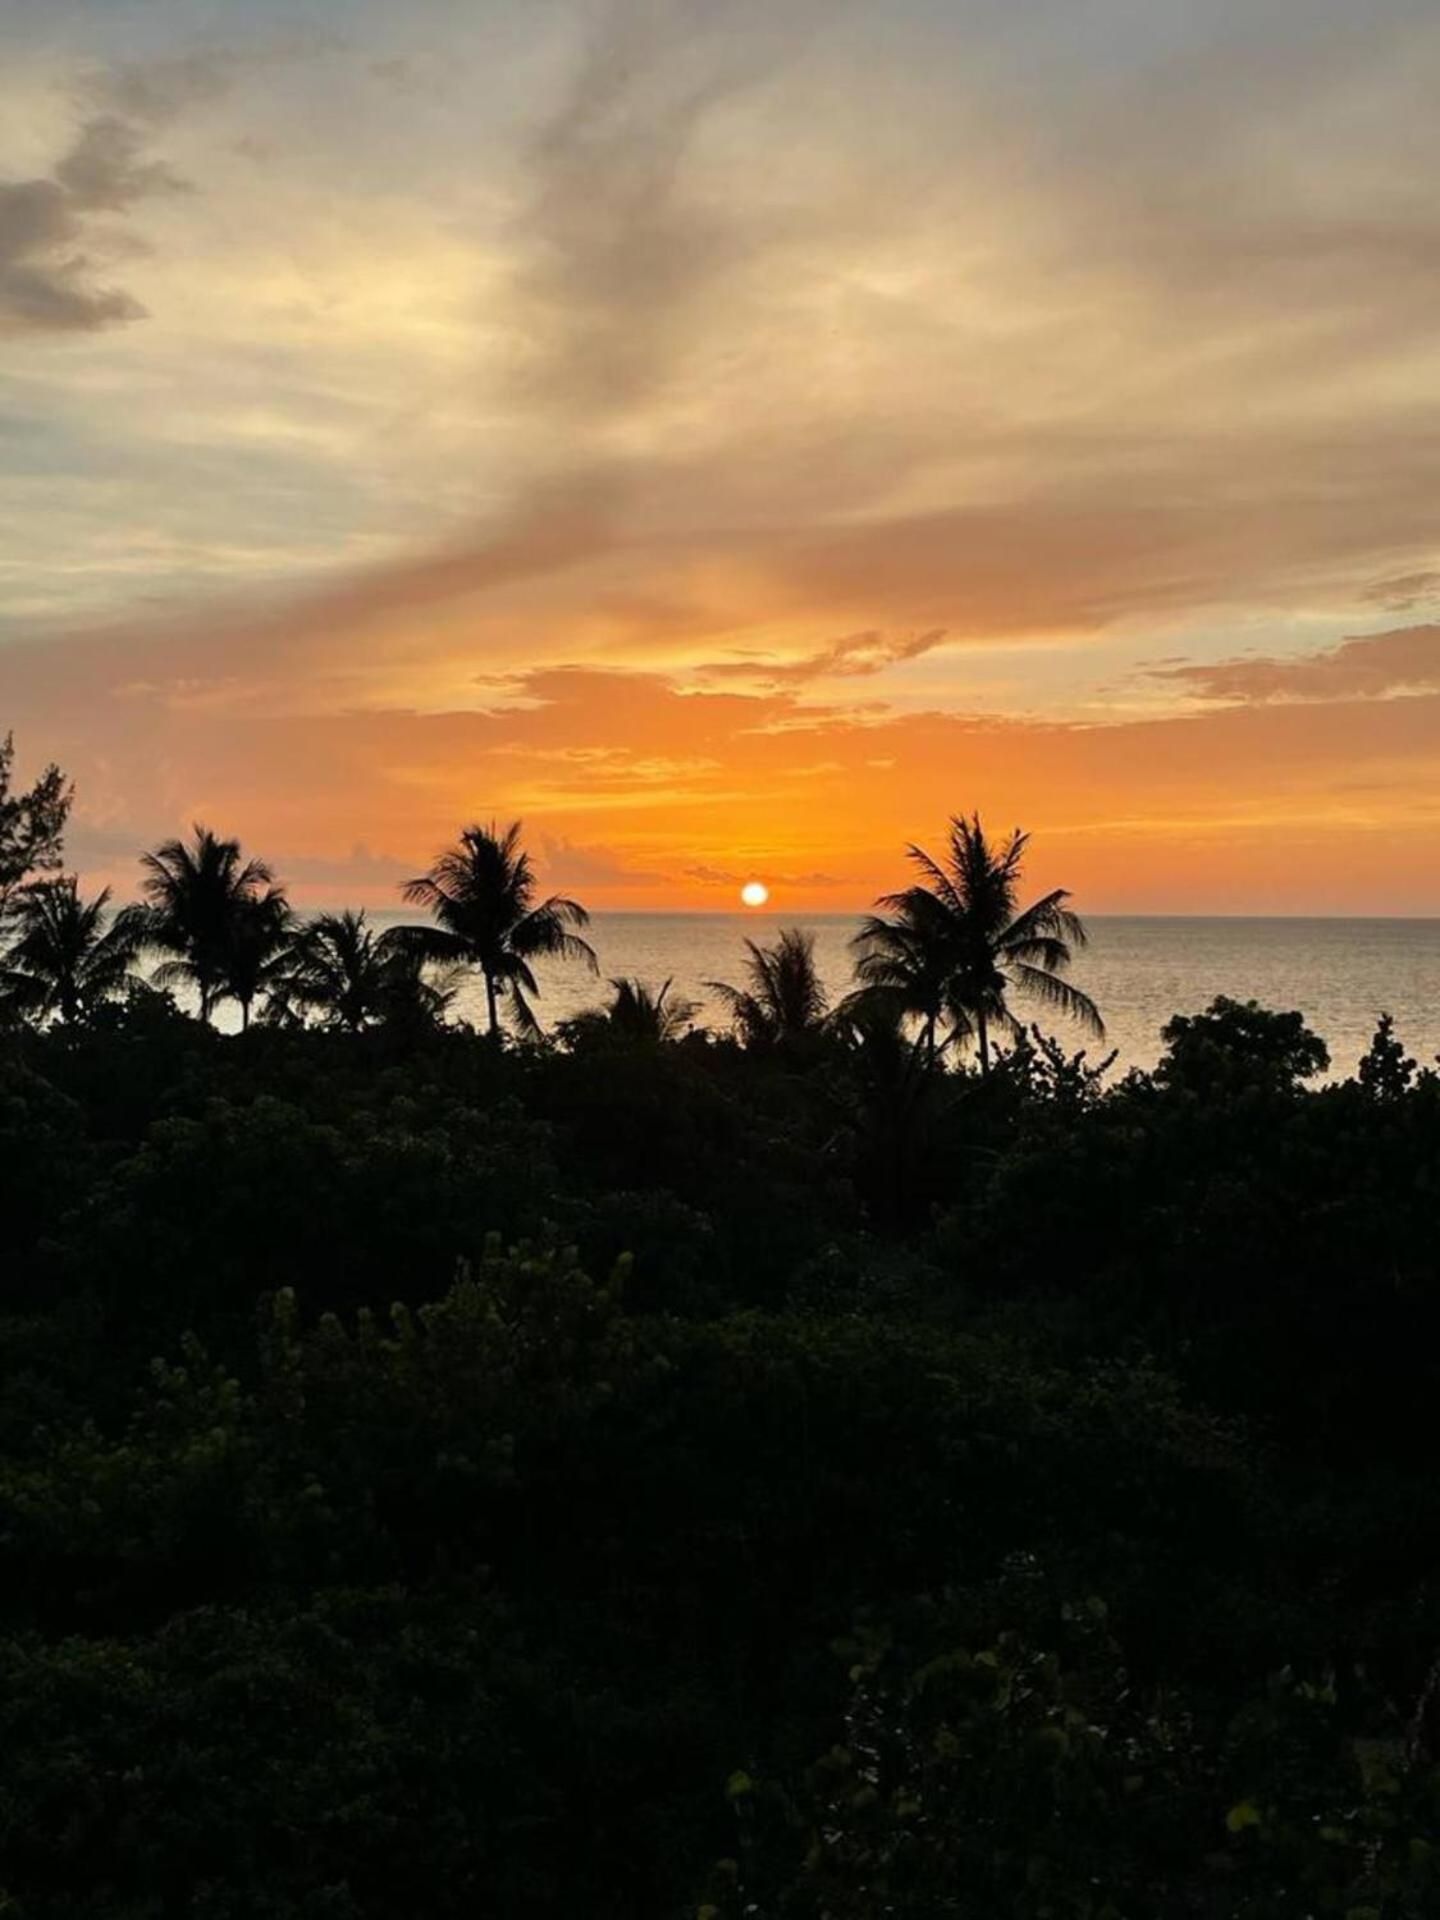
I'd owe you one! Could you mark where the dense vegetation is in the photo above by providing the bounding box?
[3,736,1440,1916]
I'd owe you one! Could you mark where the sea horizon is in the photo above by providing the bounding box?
[359,908,1440,922]
[351,908,1440,1077]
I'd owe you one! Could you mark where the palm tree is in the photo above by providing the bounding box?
[826,983,958,1228]
[853,814,1102,1075]
[1,877,144,1025]
[562,976,700,1048]
[269,910,459,1033]
[137,825,288,1026]
[843,887,970,1067]
[707,927,828,1048]
[397,821,596,1038]
[218,891,293,1031]
[607,977,699,1043]
[372,935,463,1033]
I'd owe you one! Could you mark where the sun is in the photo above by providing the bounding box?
[740,880,769,908]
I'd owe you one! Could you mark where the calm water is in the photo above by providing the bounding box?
[369,912,1440,1079]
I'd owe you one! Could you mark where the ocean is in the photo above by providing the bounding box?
[367,912,1440,1080]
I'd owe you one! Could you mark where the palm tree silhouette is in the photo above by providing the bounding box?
[138,826,288,1026]
[826,983,958,1227]
[843,887,965,1067]
[398,821,595,1038]
[607,977,701,1043]
[1,877,144,1025]
[854,814,1102,1074]
[220,893,293,1031]
[270,910,458,1033]
[707,927,828,1048]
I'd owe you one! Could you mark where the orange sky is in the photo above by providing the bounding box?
[3,0,1439,914]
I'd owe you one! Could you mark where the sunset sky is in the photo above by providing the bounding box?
[3,0,1439,913]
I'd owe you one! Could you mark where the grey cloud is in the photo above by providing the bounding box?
[79,52,240,126]
[538,834,664,886]
[1,110,184,337]
[76,36,342,128]
[53,115,187,210]
[0,42,299,340]
[275,844,412,892]
[0,175,145,335]
[1362,572,1440,613]
[683,863,843,887]
[1155,625,1440,705]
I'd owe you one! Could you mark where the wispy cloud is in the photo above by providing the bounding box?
[701,628,948,686]
[538,833,665,887]
[1362,572,1440,613]
[684,862,844,888]
[1157,625,1440,705]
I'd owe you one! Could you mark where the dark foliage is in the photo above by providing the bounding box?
[0,732,72,932]
[3,766,1439,1914]
[2,989,1439,1917]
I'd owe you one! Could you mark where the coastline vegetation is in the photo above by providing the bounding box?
[3,734,1440,1917]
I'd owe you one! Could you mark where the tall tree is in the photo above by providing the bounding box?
[398,822,595,1037]
[854,814,1102,1074]
[707,927,828,1048]
[561,976,700,1049]
[606,977,700,1043]
[269,911,458,1033]
[137,826,288,1026]
[844,887,968,1067]
[221,892,294,1031]
[1,878,144,1026]
[826,984,957,1228]
[0,734,72,933]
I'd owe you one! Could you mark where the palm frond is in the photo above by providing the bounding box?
[385,923,470,964]
[1008,962,1106,1037]
[1001,889,1088,951]
[506,979,544,1040]
[902,843,965,915]
[997,934,1073,974]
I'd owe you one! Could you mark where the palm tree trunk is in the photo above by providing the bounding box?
[977,1004,990,1078]
[483,969,500,1037]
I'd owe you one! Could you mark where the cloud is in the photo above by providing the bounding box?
[701,628,948,686]
[14,0,1440,669]
[1,42,313,343]
[513,0,815,419]
[1362,572,1440,613]
[538,833,665,886]
[275,844,413,893]
[0,108,184,336]
[78,51,243,127]
[1157,624,1440,705]
[683,863,845,889]
[52,114,186,209]
[9,621,1440,914]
